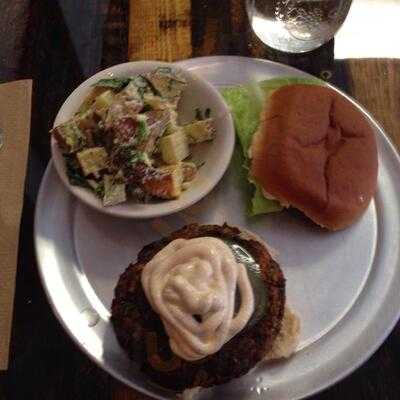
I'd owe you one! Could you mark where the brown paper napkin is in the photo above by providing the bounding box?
[0,80,32,370]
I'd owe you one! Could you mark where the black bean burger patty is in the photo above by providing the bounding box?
[111,223,285,391]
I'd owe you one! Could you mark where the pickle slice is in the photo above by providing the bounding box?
[224,239,268,329]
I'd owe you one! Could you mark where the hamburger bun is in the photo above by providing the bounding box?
[250,84,378,230]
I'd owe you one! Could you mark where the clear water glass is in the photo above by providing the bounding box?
[247,0,353,53]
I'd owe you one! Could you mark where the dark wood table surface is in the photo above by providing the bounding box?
[1,1,400,399]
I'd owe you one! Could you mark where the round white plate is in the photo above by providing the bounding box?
[35,56,400,400]
[51,61,234,219]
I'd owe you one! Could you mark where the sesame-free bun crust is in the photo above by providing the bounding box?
[251,84,378,230]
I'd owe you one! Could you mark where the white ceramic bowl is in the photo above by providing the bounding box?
[51,61,235,218]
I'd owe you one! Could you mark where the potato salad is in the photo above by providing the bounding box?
[51,67,216,206]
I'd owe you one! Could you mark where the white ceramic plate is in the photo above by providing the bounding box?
[51,61,234,218]
[35,56,400,400]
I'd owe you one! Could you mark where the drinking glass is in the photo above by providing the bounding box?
[246,0,353,53]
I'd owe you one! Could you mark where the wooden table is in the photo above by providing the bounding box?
[1,1,399,399]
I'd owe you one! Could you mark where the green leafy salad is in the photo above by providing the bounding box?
[51,67,216,206]
[222,77,321,216]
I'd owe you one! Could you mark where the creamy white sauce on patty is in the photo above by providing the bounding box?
[141,237,255,361]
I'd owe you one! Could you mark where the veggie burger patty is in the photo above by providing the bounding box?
[111,223,285,391]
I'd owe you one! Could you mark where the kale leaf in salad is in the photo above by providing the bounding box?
[136,119,149,144]
[64,154,90,189]
[93,78,132,90]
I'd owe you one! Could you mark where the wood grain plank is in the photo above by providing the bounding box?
[229,0,251,56]
[191,0,219,57]
[191,0,233,57]
[346,59,400,150]
[129,0,191,61]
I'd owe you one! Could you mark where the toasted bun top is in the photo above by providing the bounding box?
[250,84,378,230]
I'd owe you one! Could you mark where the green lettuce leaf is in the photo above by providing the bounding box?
[221,76,322,216]
[221,85,263,157]
[250,185,283,216]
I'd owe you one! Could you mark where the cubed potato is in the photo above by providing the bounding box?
[159,130,189,164]
[76,147,108,176]
[51,121,86,153]
[184,119,216,144]
[142,165,183,199]
[93,90,115,111]
[103,174,127,206]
